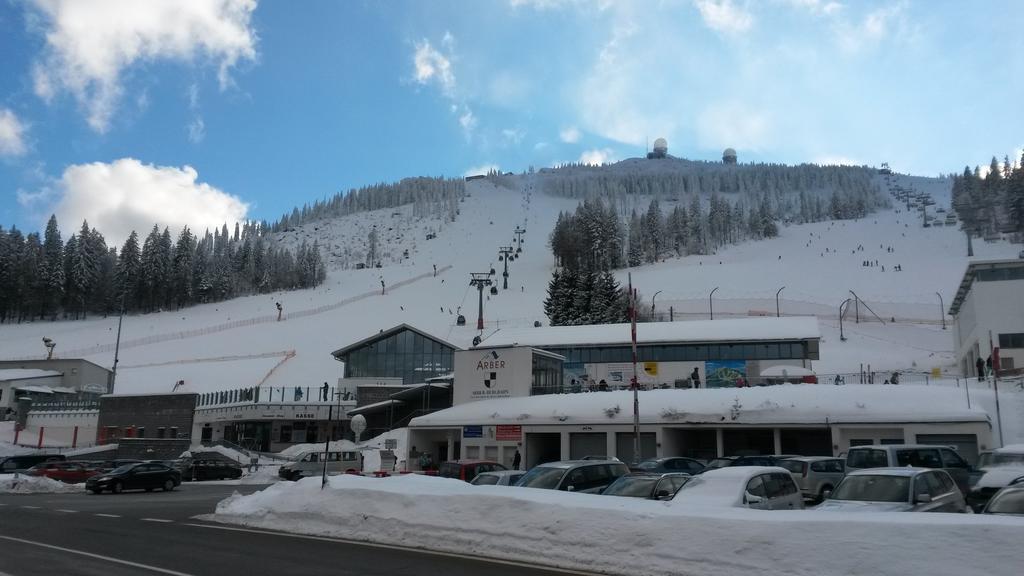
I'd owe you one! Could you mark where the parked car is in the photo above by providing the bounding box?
[982,484,1024,516]
[845,444,972,494]
[469,470,525,486]
[777,457,846,502]
[815,468,967,513]
[0,453,66,474]
[601,473,690,500]
[278,450,362,481]
[182,459,243,481]
[701,455,779,472]
[515,460,630,493]
[967,466,1024,511]
[632,457,705,475]
[87,459,143,473]
[672,466,804,510]
[437,460,507,483]
[85,462,182,494]
[25,461,98,483]
[579,455,621,461]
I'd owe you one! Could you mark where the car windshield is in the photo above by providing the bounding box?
[777,460,805,474]
[831,475,910,503]
[990,453,1024,467]
[471,474,500,486]
[705,459,733,470]
[515,467,566,489]
[109,464,138,475]
[987,490,1024,515]
[603,476,658,497]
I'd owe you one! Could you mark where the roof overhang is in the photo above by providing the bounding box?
[949,259,1024,316]
[331,324,461,361]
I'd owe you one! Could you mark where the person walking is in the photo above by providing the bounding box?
[512,448,522,471]
[976,357,986,381]
[691,367,701,388]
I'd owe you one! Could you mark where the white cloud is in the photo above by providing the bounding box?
[509,0,613,11]
[459,108,477,132]
[502,128,526,145]
[0,109,28,156]
[28,158,248,246]
[783,0,843,16]
[464,163,499,177]
[187,117,206,143]
[835,3,907,54]
[413,39,456,97]
[693,0,754,35]
[696,101,771,151]
[559,126,581,143]
[578,148,617,165]
[28,0,258,133]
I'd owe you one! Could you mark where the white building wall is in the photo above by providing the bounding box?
[956,281,1024,374]
[22,410,99,447]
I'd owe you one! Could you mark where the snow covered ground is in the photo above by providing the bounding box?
[0,170,1018,400]
[210,473,1024,576]
[0,474,84,494]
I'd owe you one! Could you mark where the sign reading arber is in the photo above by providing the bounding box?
[472,350,511,399]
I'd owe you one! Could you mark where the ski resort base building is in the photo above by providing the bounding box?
[949,258,1024,377]
[409,384,993,469]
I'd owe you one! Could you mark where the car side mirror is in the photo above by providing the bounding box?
[744,492,763,505]
[655,489,671,500]
[915,492,932,504]
[566,485,575,492]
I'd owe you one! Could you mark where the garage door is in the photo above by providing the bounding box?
[570,433,607,460]
[615,432,657,464]
[915,434,979,465]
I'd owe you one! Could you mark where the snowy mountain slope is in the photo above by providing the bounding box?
[0,166,1019,398]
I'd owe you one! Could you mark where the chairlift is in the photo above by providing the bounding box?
[489,267,496,275]
[498,256,504,261]
[472,335,482,346]
[490,286,498,295]
[516,247,522,254]
[456,315,466,326]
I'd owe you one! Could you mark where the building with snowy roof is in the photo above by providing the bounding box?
[948,258,1024,377]
[409,385,992,470]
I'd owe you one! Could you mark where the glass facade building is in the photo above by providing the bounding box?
[541,340,818,365]
[333,325,457,385]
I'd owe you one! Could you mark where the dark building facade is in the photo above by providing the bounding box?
[97,393,197,445]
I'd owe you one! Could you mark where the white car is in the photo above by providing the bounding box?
[671,466,805,510]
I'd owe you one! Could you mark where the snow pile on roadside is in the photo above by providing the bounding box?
[211,474,1024,576]
[0,474,84,494]
[277,439,360,459]
[239,465,282,484]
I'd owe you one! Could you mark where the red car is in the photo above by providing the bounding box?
[26,461,99,483]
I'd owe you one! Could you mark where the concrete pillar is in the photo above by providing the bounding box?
[560,430,571,461]
[715,428,724,457]
[446,430,456,462]
[606,432,616,460]
[773,428,782,455]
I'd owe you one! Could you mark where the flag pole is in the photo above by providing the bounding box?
[629,273,640,466]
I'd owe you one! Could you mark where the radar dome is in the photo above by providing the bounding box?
[653,138,668,153]
[723,148,737,164]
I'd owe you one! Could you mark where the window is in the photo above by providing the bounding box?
[896,449,941,468]
[279,425,292,443]
[745,475,767,497]
[773,473,799,495]
[156,427,165,439]
[998,333,1024,349]
[169,427,178,439]
[136,427,145,439]
[940,449,968,469]
[847,448,888,468]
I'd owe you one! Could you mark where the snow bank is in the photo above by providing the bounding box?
[0,474,85,494]
[211,474,1024,576]
[277,439,360,459]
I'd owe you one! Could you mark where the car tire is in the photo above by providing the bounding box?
[112,481,123,494]
[818,485,833,502]
[162,479,175,492]
[90,489,102,495]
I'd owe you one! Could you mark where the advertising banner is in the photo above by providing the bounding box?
[706,360,747,388]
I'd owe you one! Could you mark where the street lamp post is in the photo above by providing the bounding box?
[839,298,852,341]
[709,287,719,321]
[651,290,662,319]
[936,292,946,330]
[776,286,785,318]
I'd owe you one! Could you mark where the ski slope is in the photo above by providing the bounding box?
[0,166,1019,397]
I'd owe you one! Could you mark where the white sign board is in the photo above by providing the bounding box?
[453,346,533,405]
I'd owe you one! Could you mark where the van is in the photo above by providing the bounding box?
[515,460,630,493]
[278,450,361,481]
[0,453,66,474]
[777,457,846,502]
[845,444,972,494]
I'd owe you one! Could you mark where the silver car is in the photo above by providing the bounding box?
[470,470,525,486]
[815,468,967,513]
[672,466,805,510]
[778,457,845,502]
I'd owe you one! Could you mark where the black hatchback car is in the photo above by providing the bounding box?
[182,459,243,481]
[86,462,181,494]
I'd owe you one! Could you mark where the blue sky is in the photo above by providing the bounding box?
[0,0,1021,244]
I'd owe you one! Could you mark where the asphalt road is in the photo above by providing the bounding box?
[0,484,596,576]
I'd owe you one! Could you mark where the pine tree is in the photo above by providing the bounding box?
[172,226,196,307]
[40,215,64,319]
[70,220,99,318]
[116,230,142,309]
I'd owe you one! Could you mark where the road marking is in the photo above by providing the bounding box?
[183,522,604,576]
[20,506,41,509]
[94,513,121,518]
[56,509,79,514]
[140,518,174,523]
[0,534,197,576]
